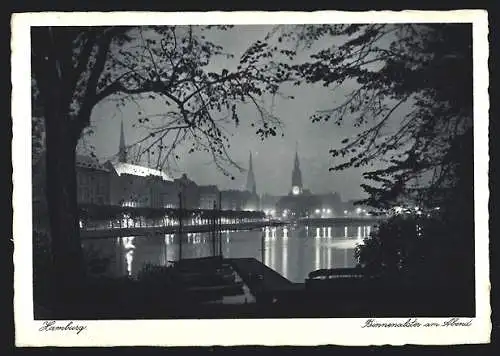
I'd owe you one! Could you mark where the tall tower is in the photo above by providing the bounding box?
[291,143,303,195]
[246,151,257,194]
[118,119,127,163]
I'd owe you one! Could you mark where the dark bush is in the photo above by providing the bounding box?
[355,211,474,288]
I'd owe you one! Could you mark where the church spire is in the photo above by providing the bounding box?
[246,151,256,194]
[291,143,302,194]
[294,142,300,169]
[118,119,127,163]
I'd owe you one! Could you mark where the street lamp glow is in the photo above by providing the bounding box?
[122,236,135,249]
[315,209,320,214]
[326,208,331,214]
[344,210,348,215]
[125,250,134,276]
[355,207,362,214]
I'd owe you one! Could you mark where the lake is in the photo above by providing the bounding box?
[82,223,374,283]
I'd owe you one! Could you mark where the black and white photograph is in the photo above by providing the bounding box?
[12,11,490,346]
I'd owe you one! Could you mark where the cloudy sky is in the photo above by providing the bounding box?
[81,25,394,201]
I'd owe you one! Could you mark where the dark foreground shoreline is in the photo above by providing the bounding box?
[34,257,475,320]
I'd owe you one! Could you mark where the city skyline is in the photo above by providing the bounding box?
[85,119,359,200]
[77,25,394,201]
[22,12,485,342]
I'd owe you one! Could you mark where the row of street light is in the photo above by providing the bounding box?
[262,207,371,219]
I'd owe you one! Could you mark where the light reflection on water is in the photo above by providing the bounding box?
[82,224,374,283]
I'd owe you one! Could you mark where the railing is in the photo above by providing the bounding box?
[79,220,286,239]
[79,204,266,220]
[81,218,273,231]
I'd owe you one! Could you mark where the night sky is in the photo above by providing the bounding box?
[80,25,402,201]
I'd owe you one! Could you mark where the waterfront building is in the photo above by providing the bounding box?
[173,173,200,209]
[32,153,113,206]
[103,119,174,208]
[276,147,318,218]
[220,190,251,211]
[198,185,220,210]
[276,194,321,219]
[103,161,173,207]
[76,155,112,205]
[274,147,346,219]
[195,153,260,212]
[160,180,180,209]
[77,120,201,210]
[260,193,280,217]
[314,192,343,217]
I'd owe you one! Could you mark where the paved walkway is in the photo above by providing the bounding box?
[81,221,285,239]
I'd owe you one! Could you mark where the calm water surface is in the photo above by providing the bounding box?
[82,224,374,283]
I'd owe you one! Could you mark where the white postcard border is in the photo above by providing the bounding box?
[12,10,490,346]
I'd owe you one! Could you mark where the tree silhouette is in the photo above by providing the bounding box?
[281,24,472,209]
[31,25,289,292]
[277,24,474,286]
[31,24,475,301]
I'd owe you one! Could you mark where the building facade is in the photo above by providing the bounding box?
[260,193,280,216]
[276,147,312,217]
[76,155,112,205]
[274,148,346,219]
[32,153,113,207]
[220,190,252,211]
[173,173,200,209]
[104,160,173,207]
[198,185,220,210]
[103,119,175,208]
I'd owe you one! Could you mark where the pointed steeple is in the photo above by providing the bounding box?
[294,142,300,169]
[291,142,302,193]
[118,119,127,163]
[246,151,256,194]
